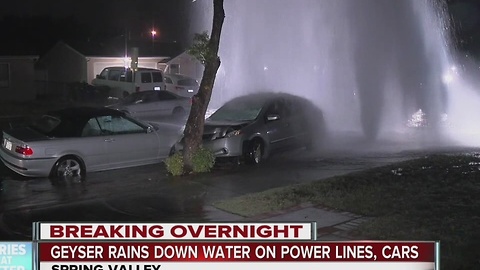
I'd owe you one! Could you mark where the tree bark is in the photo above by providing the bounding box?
[182,0,225,173]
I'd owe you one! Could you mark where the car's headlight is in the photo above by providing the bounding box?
[226,129,242,138]
[213,128,242,140]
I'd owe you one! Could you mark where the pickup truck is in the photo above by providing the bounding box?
[91,67,166,98]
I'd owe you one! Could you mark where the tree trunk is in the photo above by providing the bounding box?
[182,0,225,173]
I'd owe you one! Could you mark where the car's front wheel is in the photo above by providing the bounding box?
[245,139,264,165]
[50,156,85,181]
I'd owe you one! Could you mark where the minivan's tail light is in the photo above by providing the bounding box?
[16,146,34,156]
[135,86,140,92]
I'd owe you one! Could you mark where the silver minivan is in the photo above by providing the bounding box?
[173,92,326,164]
[92,67,166,98]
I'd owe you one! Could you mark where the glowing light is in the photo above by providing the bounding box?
[407,109,427,128]
[443,73,454,84]
[123,57,131,68]
[442,65,459,84]
[263,66,268,71]
[151,30,157,37]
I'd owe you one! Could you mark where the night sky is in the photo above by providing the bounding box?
[0,0,191,55]
[1,0,480,57]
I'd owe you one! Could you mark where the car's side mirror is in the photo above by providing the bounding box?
[96,75,104,79]
[146,126,154,133]
[266,114,280,121]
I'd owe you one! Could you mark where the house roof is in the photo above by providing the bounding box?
[61,38,183,58]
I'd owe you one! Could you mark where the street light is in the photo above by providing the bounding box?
[151,29,157,51]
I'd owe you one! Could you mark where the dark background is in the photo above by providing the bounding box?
[0,0,191,55]
[0,0,480,58]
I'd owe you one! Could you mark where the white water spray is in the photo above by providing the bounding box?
[190,0,480,147]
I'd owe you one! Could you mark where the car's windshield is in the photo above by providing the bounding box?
[208,99,265,122]
[28,115,61,134]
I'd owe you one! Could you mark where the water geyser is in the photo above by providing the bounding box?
[190,0,480,146]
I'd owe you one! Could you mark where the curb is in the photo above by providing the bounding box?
[242,202,317,221]
[242,203,373,240]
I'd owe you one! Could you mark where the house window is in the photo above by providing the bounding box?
[0,63,10,88]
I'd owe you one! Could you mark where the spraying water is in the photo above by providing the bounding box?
[190,0,480,147]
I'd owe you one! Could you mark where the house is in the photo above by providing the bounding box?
[0,56,39,101]
[164,51,204,81]
[35,40,182,97]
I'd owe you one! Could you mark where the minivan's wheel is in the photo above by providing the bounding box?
[172,107,186,119]
[51,156,85,181]
[245,139,264,165]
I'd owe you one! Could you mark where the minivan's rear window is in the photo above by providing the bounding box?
[141,73,152,83]
[152,72,163,83]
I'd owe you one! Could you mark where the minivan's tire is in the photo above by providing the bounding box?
[50,156,85,181]
[245,139,264,165]
[172,107,186,119]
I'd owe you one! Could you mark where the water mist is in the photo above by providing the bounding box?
[190,0,480,147]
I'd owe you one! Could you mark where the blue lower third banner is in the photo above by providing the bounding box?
[0,242,33,270]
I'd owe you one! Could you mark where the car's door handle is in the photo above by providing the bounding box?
[104,138,115,142]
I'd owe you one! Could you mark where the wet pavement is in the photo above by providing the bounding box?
[0,141,463,240]
[1,115,478,240]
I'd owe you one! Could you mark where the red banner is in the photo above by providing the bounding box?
[38,242,435,262]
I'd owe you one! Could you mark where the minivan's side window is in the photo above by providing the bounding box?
[265,99,288,119]
[120,69,133,82]
[152,72,163,82]
[98,69,109,80]
[141,73,152,83]
[125,70,133,82]
[108,69,122,81]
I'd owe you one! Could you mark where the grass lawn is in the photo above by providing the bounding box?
[213,153,480,269]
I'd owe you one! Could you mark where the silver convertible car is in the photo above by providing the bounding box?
[0,107,182,179]
[174,92,326,164]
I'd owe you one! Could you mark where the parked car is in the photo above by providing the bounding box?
[91,67,166,98]
[0,107,182,179]
[173,92,326,164]
[164,74,199,97]
[107,90,192,119]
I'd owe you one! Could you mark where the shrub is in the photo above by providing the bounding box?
[164,153,184,176]
[164,148,215,176]
[192,147,216,173]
